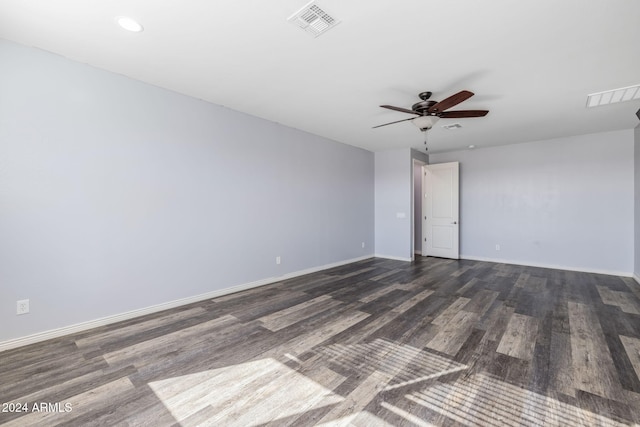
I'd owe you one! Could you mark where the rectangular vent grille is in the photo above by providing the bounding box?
[586,84,640,107]
[442,123,462,130]
[288,1,340,38]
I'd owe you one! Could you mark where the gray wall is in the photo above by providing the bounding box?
[413,161,423,253]
[411,150,428,257]
[374,149,411,259]
[0,39,374,342]
[633,125,640,282]
[374,148,427,260]
[430,130,634,275]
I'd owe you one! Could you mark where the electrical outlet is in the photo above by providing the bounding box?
[361,242,365,248]
[276,256,281,265]
[17,299,29,315]
[495,244,501,251]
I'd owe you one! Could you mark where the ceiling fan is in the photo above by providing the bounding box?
[374,90,489,131]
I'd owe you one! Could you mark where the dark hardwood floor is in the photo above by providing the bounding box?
[2,256,640,426]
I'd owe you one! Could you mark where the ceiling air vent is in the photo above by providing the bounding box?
[288,1,340,38]
[442,123,462,130]
[586,84,640,107]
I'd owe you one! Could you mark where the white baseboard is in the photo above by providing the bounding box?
[460,255,633,277]
[633,273,640,285]
[374,254,412,262]
[0,255,374,353]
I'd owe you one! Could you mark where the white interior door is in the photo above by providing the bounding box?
[423,162,459,259]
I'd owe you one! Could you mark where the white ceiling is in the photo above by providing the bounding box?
[1,0,639,153]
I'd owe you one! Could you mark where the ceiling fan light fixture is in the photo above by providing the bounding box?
[412,116,440,130]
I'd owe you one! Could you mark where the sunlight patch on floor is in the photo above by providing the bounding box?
[380,402,438,427]
[148,358,343,426]
[405,373,628,427]
[317,410,398,427]
[318,338,467,390]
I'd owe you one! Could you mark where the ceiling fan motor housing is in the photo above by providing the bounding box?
[411,100,437,113]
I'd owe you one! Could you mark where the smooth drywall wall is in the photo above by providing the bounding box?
[430,130,634,275]
[0,39,374,342]
[413,161,423,253]
[375,149,411,260]
[411,150,428,257]
[635,125,640,279]
[374,149,427,260]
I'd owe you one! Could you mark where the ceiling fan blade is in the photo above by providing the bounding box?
[380,105,420,115]
[428,90,474,113]
[439,110,489,118]
[372,117,415,128]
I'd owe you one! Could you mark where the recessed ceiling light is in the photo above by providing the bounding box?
[116,16,144,33]
[468,145,475,149]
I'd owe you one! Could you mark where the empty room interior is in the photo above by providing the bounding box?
[1,1,640,426]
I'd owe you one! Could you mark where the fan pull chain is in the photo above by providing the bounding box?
[423,129,428,151]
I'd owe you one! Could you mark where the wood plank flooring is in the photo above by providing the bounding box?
[2,257,640,426]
